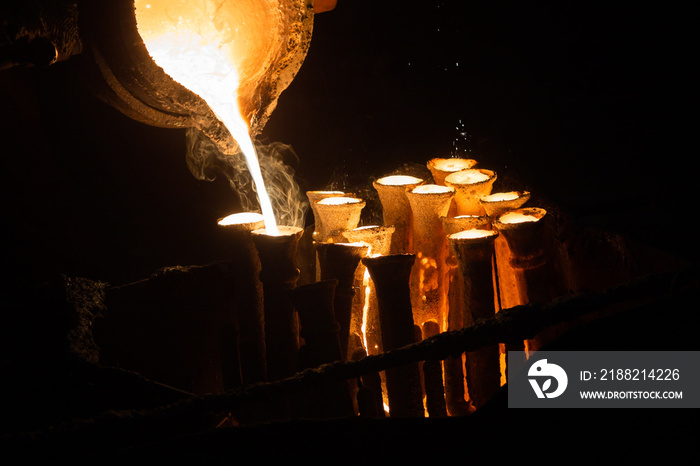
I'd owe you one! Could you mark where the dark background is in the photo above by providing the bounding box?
[1,0,694,294]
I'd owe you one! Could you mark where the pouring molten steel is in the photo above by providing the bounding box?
[134,0,316,235]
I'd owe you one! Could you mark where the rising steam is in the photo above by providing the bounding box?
[186,127,308,228]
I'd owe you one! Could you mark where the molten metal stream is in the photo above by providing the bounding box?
[135,0,280,234]
[362,265,372,352]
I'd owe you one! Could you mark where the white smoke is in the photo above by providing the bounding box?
[185,127,308,228]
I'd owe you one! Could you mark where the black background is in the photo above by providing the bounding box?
[1,0,695,291]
